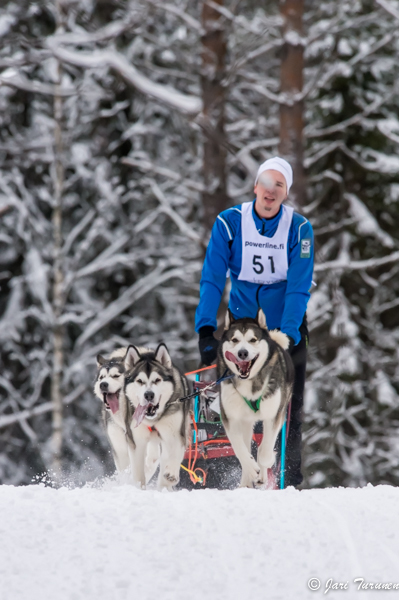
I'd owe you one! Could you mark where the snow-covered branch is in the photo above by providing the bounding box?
[375,0,399,21]
[0,385,86,431]
[349,32,395,67]
[75,263,192,348]
[146,0,202,32]
[345,193,395,249]
[234,39,283,70]
[315,251,399,273]
[47,43,202,116]
[148,182,202,244]
[305,87,397,138]
[121,157,204,192]
[67,234,129,287]
[205,1,281,34]
[0,69,75,97]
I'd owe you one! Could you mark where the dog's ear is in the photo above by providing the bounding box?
[97,354,106,367]
[154,343,172,368]
[125,345,142,370]
[256,308,268,330]
[224,309,235,330]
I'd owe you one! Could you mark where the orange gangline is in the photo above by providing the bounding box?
[184,364,217,377]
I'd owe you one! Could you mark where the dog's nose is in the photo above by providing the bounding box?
[144,390,155,403]
[100,381,109,391]
[237,348,249,361]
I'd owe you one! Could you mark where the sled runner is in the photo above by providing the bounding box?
[179,365,289,490]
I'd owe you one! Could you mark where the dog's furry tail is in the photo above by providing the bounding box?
[269,329,290,350]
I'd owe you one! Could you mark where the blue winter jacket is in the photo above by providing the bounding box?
[195,200,314,345]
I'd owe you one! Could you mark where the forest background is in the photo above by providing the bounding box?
[1,0,399,489]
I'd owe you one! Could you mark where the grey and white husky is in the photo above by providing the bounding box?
[94,348,133,473]
[217,309,294,488]
[124,343,190,490]
[94,347,160,482]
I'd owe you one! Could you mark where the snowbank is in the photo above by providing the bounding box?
[0,482,398,600]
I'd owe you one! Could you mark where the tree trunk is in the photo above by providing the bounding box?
[200,0,229,233]
[279,0,306,207]
[50,3,65,477]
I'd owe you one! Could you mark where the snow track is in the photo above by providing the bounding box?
[0,482,398,600]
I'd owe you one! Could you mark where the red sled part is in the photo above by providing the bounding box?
[182,432,279,489]
[183,440,235,460]
[183,433,264,461]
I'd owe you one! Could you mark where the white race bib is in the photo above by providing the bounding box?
[238,202,293,285]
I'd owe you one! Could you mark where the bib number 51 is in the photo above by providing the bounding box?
[252,255,275,275]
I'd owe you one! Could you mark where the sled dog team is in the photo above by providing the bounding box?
[94,309,294,490]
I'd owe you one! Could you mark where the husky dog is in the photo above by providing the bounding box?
[124,343,190,490]
[218,309,294,488]
[94,348,160,481]
[94,348,132,473]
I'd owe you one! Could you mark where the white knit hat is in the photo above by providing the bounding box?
[255,157,293,192]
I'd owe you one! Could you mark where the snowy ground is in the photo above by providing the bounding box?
[1,481,399,600]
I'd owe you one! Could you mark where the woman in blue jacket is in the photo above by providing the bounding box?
[195,157,314,488]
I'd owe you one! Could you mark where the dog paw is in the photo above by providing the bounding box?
[158,472,179,491]
[163,472,179,483]
[239,457,261,488]
[253,466,273,489]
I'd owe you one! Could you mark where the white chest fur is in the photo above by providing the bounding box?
[221,381,282,423]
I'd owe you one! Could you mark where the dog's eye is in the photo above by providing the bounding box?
[250,337,258,343]
[136,379,144,385]
[112,374,120,378]
[231,337,239,344]
[154,378,162,385]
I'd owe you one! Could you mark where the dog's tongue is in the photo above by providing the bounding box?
[225,351,250,372]
[133,402,150,428]
[107,393,119,414]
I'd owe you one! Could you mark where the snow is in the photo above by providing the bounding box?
[47,44,202,116]
[0,483,398,600]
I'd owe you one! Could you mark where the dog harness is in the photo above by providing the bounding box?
[238,202,294,285]
[242,395,262,413]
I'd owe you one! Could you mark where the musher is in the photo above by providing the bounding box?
[195,157,314,488]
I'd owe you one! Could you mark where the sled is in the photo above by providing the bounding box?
[179,366,288,490]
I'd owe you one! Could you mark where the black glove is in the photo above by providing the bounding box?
[287,336,296,355]
[198,326,219,366]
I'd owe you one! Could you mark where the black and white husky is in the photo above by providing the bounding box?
[94,347,160,482]
[124,344,190,490]
[94,348,133,473]
[218,309,294,488]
